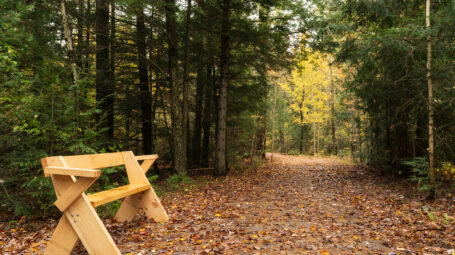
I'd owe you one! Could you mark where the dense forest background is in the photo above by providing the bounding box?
[1,0,455,218]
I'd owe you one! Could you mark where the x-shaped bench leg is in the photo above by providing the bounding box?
[45,175,121,255]
[114,153,169,223]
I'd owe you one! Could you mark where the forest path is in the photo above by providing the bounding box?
[111,154,453,254]
[2,154,454,254]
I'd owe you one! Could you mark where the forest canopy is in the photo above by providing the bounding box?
[1,0,455,218]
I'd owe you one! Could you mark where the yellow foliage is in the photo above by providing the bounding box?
[280,51,338,126]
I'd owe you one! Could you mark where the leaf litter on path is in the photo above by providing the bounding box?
[1,154,454,254]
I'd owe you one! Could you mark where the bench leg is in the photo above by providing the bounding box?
[64,195,121,255]
[114,193,142,222]
[44,216,78,255]
[51,174,121,255]
[114,189,169,223]
[141,189,169,222]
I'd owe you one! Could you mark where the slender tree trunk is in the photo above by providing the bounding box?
[313,122,316,156]
[85,0,91,75]
[299,110,304,154]
[271,82,277,161]
[136,4,152,154]
[426,0,436,196]
[77,0,84,69]
[61,0,80,154]
[96,0,113,139]
[182,0,191,167]
[279,129,285,153]
[166,0,186,175]
[192,63,204,166]
[329,65,337,155]
[109,1,115,145]
[215,0,231,176]
[158,82,175,163]
[202,60,213,167]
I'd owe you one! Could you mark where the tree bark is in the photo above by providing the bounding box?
[96,0,114,139]
[77,0,84,70]
[329,65,337,155]
[182,0,191,166]
[166,0,187,175]
[299,110,304,154]
[202,60,213,167]
[136,4,152,154]
[85,0,91,75]
[192,62,204,166]
[214,0,231,176]
[426,0,436,196]
[61,0,80,153]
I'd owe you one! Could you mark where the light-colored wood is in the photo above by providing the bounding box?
[135,154,159,161]
[42,151,169,254]
[115,188,169,223]
[122,151,149,184]
[49,157,120,255]
[52,174,120,255]
[54,177,98,212]
[140,159,156,173]
[86,184,151,207]
[46,152,124,170]
[45,166,101,178]
[114,193,143,222]
[140,188,169,222]
[44,215,78,255]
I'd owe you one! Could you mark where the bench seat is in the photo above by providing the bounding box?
[87,184,151,207]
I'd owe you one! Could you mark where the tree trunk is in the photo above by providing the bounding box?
[166,0,186,175]
[202,60,213,167]
[96,0,114,139]
[77,0,84,70]
[182,0,191,166]
[271,82,277,161]
[329,65,337,155]
[215,0,231,176]
[426,0,436,196]
[61,0,80,154]
[299,110,304,154]
[85,0,91,75]
[136,4,152,154]
[192,62,204,166]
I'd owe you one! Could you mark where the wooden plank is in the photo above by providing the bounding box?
[54,177,98,212]
[45,167,101,178]
[135,154,159,161]
[44,215,78,255]
[45,152,124,169]
[86,184,151,207]
[141,188,169,222]
[122,151,150,184]
[114,193,142,222]
[52,174,120,254]
[140,159,156,173]
[41,158,50,177]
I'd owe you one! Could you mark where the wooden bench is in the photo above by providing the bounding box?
[41,151,169,255]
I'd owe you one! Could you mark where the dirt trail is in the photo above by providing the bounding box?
[2,154,454,254]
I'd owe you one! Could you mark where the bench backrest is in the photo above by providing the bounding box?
[42,152,130,178]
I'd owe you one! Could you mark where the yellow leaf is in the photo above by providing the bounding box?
[215,213,221,217]
[352,235,358,239]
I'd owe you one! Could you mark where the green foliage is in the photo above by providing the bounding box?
[166,174,193,189]
[403,157,432,191]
